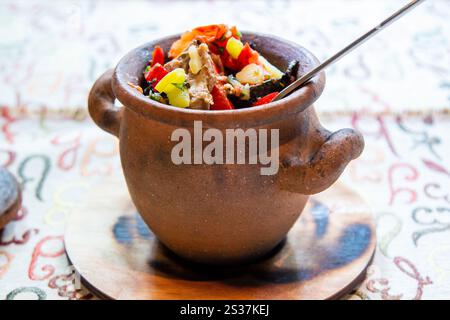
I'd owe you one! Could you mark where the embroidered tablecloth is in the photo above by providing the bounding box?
[0,0,449,300]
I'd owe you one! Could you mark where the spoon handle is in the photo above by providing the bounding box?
[274,0,426,102]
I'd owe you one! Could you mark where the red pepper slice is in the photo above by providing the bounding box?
[214,37,229,49]
[151,46,165,67]
[145,63,168,89]
[211,85,234,110]
[252,92,279,107]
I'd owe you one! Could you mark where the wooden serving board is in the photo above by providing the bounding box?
[65,176,376,300]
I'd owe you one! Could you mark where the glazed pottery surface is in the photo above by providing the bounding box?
[88,32,364,265]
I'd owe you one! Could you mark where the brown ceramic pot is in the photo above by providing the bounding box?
[88,33,364,265]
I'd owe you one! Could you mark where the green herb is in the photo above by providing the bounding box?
[218,47,224,54]
[149,92,163,102]
[236,30,242,38]
[171,81,188,91]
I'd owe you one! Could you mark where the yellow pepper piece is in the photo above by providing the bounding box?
[226,37,244,59]
[155,68,186,93]
[167,87,190,108]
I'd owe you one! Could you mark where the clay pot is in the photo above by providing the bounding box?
[88,33,364,265]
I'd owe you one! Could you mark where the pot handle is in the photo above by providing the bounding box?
[88,69,122,138]
[279,113,364,195]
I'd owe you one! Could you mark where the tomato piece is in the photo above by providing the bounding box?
[145,63,169,88]
[211,85,234,110]
[237,43,259,69]
[151,46,165,67]
[220,50,240,71]
[252,92,279,107]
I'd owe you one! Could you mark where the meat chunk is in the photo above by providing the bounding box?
[164,41,226,110]
[164,52,189,73]
[187,43,216,109]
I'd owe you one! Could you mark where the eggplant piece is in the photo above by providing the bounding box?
[227,60,300,108]
[248,60,300,102]
[249,79,286,102]
[228,95,253,109]
[282,60,300,85]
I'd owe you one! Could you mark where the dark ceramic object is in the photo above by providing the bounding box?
[88,32,364,265]
[0,167,21,229]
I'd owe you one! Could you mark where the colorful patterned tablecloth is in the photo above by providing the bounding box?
[1,0,449,300]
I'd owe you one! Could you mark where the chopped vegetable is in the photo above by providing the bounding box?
[240,84,250,100]
[148,91,163,102]
[236,63,265,85]
[249,79,285,101]
[151,46,165,67]
[258,56,283,80]
[252,92,278,106]
[248,61,299,101]
[145,63,169,87]
[220,50,240,71]
[155,68,187,93]
[227,75,250,100]
[282,60,300,84]
[237,43,259,69]
[230,26,242,38]
[211,85,234,110]
[167,87,190,108]
[188,45,202,74]
[226,37,244,59]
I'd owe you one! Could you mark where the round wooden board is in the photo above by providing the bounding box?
[65,176,376,300]
[0,167,21,230]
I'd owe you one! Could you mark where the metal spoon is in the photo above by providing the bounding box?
[273,0,426,102]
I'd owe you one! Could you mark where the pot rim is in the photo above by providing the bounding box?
[112,31,326,127]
